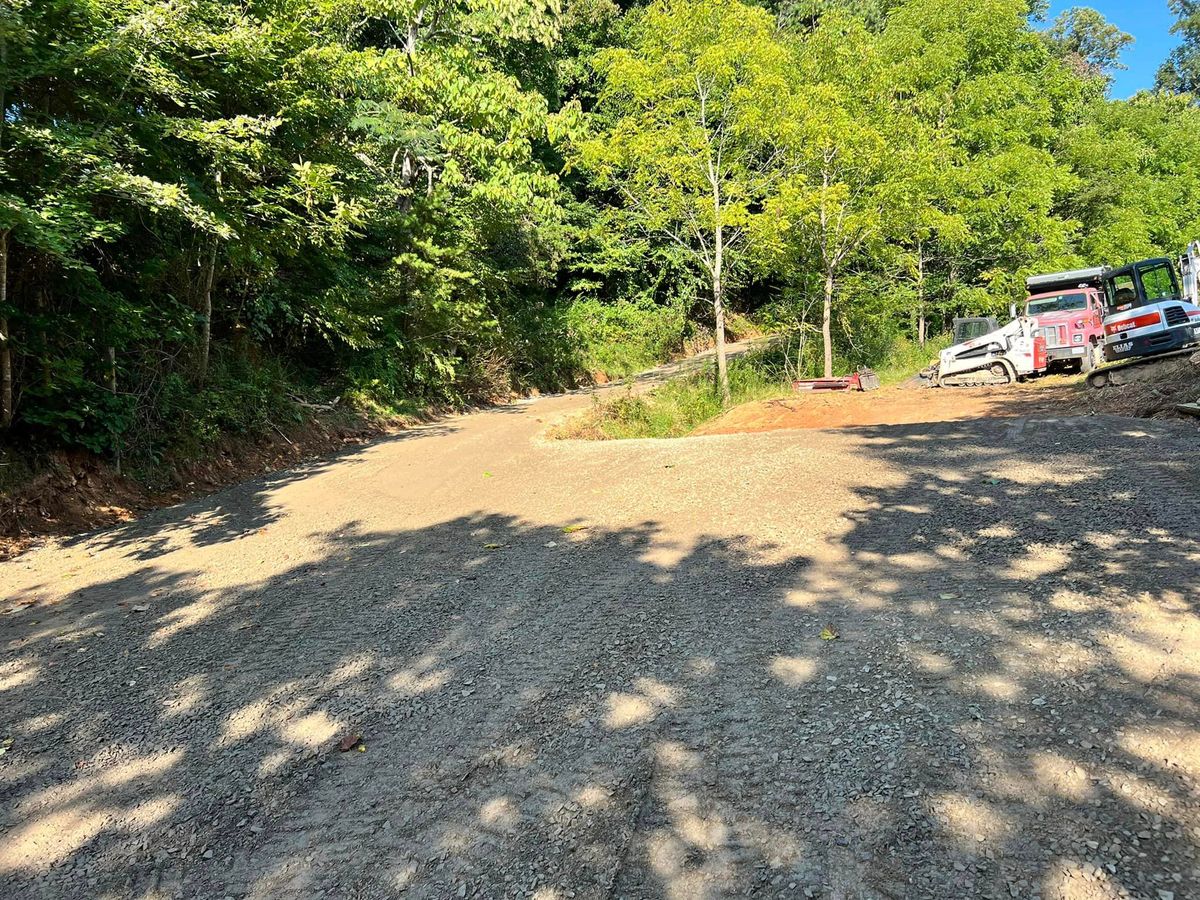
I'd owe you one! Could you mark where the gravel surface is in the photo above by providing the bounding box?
[2,367,1199,899]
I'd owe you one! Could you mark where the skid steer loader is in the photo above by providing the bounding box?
[926,316,1048,387]
[1086,248,1200,389]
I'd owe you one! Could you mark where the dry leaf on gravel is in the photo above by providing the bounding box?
[337,732,363,752]
[820,625,840,641]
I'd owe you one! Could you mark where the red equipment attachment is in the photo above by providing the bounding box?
[792,369,880,393]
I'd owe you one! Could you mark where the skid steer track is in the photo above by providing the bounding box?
[933,360,1016,388]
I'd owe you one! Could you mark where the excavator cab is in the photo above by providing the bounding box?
[1102,258,1180,314]
[1097,257,1200,368]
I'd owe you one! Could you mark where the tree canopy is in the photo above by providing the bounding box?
[0,0,1194,454]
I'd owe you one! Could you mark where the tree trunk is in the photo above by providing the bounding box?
[105,346,117,394]
[822,268,834,380]
[198,240,216,383]
[107,346,119,473]
[0,229,11,429]
[710,164,730,406]
[0,36,9,429]
[818,161,834,380]
[713,268,730,407]
[916,240,927,347]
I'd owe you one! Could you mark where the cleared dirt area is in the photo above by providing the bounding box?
[693,380,1078,434]
[695,360,1200,435]
[2,364,1200,899]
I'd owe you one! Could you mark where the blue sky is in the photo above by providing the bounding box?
[1044,1,1180,97]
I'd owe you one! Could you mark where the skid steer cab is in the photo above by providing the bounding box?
[930,317,1048,387]
[1100,257,1200,364]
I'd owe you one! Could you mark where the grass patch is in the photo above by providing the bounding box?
[871,333,952,386]
[553,331,953,441]
[552,345,793,440]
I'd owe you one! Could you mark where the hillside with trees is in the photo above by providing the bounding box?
[3,0,1200,464]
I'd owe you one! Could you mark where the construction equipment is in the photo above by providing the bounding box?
[926,316,1048,387]
[1023,268,1107,372]
[793,368,881,392]
[1086,248,1200,388]
[952,317,1000,344]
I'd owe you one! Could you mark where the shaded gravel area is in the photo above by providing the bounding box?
[2,392,1199,899]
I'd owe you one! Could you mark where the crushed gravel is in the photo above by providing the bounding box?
[2,377,1199,899]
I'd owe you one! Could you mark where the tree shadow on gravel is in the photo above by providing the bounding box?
[54,422,461,563]
[0,414,1198,899]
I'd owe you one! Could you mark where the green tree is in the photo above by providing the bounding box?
[1045,7,1133,84]
[1158,0,1200,94]
[580,0,790,403]
[879,0,1083,317]
[763,14,903,377]
[1059,94,1200,263]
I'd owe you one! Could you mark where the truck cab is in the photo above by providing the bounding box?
[1023,268,1107,372]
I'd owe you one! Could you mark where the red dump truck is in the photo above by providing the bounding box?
[1023,268,1108,372]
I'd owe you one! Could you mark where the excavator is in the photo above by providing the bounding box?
[1086,243,1200,389]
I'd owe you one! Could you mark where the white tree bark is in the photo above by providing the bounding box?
[0,229,11,429]
[198,240,217,382]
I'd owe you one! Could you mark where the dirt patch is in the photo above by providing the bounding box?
[693,377,1081,435]
[0,412,394,560]
[695,356,1200,436]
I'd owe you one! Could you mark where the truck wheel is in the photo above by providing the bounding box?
[1081,343,1101,373]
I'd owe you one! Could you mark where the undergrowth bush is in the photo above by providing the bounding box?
[566,297,691,377]
[554,344,792,440]
[138,352,299,461]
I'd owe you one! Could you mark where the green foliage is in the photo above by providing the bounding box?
[2,0,1199,461]
[566,297,691,376]
[556,346,792,439]
[1044,7,1133,82]
[1158,0,1200,94]
[153,354,297,457]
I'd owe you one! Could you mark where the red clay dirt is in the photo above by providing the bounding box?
[694,378,1085,435]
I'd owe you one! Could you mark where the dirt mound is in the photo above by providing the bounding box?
[694,379,1074,435]
[1075,350,1200,419]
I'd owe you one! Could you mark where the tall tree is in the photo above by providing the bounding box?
[580,0,790,403]
[763,13,899,378]
[1158,0,1200,94]
[1045,7,1133,84]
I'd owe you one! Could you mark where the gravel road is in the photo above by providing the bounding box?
[2,363,1199,900]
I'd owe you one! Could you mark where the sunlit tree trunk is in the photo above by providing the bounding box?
[198,240,216,383]
[819,164,834,379]
[712,196,730,406]
[0,229,11,429]
[822,268,834,379]
[917,239,927,347]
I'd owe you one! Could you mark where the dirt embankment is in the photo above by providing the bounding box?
[0,412,393,559]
